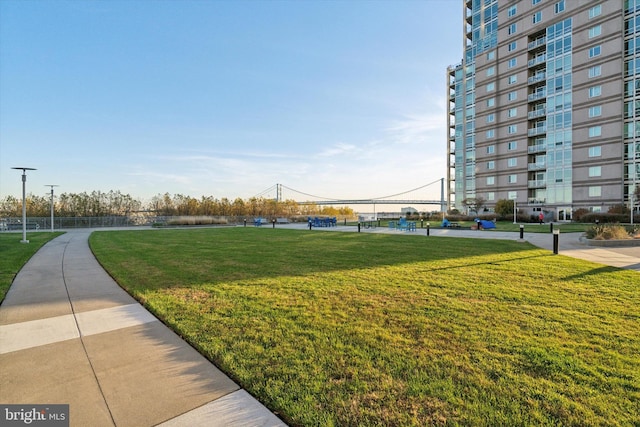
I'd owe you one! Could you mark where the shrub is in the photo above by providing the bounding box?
[167,216,228,226]
[586,224,632,240]
[572,208,590,222]
[581,213,630,224]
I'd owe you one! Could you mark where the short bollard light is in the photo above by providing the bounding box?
[243,219,247,227]
[550,222,554,233]
[421,219,424,228]
[308,221,312,230]
[553,229,560,254]
[358,222,361,232]
[426,222,430,236]
[272,219,276,228]
[519,224,524,239]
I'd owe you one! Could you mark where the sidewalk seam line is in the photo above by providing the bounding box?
[61,234,118,427]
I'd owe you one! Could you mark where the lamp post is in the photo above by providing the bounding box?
[11,167,37,243]
[45,185,59,231]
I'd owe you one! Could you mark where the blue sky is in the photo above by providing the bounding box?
[0,0,461,206]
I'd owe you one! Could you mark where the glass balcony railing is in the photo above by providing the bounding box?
[528,126,547,137]
[527,37,547,50]
[528,55,546,67]
[527,144,546,153]
[528,179,547,188]
[527,72,546,84]
[528,198,546,205]
[528,91,547,102]
[528,108,547,119]
[528,162,546,171]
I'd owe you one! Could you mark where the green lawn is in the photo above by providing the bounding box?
[0,232,64,302]
[89,228,639,426]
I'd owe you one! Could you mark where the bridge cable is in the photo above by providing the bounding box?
[281,178,441,202]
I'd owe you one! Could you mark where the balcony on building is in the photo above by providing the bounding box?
[528,106,547,119]
[528,161,546,171]
[528,89,547,102]
[527,198,546,205]
[527,36,546,51]
[527,71,546,85]
[528,54,546,68]
[528,128,547,137]
[528,142,547,154]
[528,179,547,189]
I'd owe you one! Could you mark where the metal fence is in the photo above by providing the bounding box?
[1,216,141,231]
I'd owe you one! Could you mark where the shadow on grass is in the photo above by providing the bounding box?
[89,227,556,292]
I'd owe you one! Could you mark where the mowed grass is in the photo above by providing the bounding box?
[89,228,639,426]
[0,232,64,302]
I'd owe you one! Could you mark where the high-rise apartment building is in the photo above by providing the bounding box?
[447,0,639,220]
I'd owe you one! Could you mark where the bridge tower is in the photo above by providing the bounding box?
[276,183,282,203]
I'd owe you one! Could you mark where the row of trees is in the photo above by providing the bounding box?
[0,190,355,218]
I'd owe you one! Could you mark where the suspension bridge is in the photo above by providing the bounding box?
[252,178,448,211]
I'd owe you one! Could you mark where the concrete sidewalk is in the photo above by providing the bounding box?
[0,230,286,427]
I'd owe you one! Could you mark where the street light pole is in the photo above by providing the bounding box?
[45,185,59,231]
[11,167,37,243]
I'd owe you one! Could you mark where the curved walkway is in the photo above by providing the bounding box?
[0,229,286,427]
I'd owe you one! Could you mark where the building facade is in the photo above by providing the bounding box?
[447,0,640,220]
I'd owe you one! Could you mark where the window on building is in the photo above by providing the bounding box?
[508,141,517,150]
[508,90,517,100]
[508,5,517,17]
[589,146,602,157]
[487,82,495,92]
[589,126,602,137]
[508,23,517,35]
[588,105,602,117]
[487,145,495,154]
[588,65,602,78]
[508,41,517,51]
[589,25,602,38]
[589,4,601,19]
[532,0,541,4]
[508,174,517,183]
[508,75,517,84]
[508,191,517,199]
[487,129,495,138]
[487,50,496,60]
[589,186,602,197]
[508,158,517,167]
[487,161,495,170]
[589,45,601,58]
[508,125,517,134]
[487,113,495,123]
[533,11,542,24]
[487,176,495,185]
[589,166,602,177]
[508,58,517,68]
[487,192,495,201]
[487,66,495,76]
[508,108,517,118]
[555,0,565,13]
[487,97,495,107]
[588,85,602,97]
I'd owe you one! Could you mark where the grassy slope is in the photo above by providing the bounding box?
[89,228,639,426]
